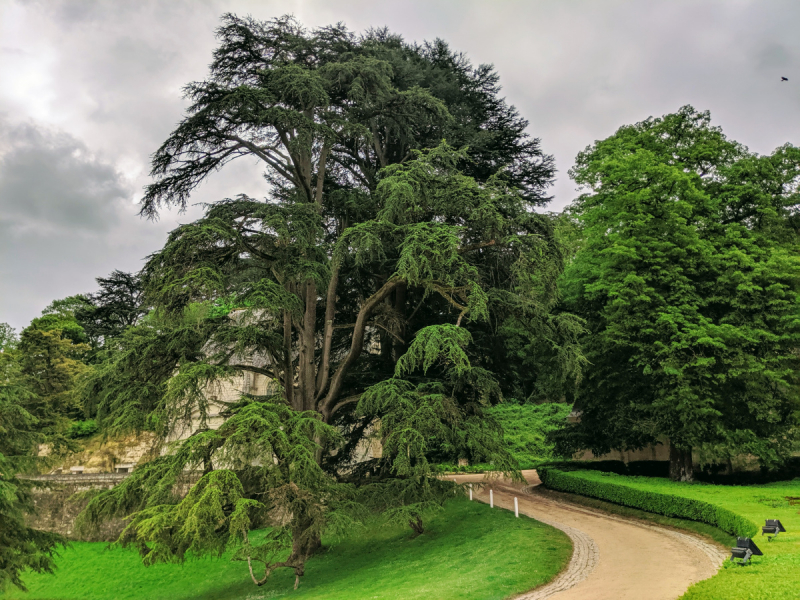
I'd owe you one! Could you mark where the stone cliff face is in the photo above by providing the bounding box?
[40,432,157,474]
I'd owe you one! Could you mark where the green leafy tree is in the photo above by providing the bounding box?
[0,323,17,352]
[18,322,90,427]
[81,14,578,587]
[0,349,64,592]
[33,297,90,347]
[559,106,800,480]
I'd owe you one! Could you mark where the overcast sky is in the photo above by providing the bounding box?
[1,0,798,331]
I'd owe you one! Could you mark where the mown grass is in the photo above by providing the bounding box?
[3,498,571,600]
[552,471,800,600]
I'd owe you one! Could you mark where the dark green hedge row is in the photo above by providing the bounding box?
[538,468,757,538]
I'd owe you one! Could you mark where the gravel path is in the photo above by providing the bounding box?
[451,471,725,600]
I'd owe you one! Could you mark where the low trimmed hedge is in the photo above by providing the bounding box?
[538,468,757,538]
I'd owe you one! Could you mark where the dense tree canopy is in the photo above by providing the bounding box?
[79,14,580,588]
[558,106,800,480]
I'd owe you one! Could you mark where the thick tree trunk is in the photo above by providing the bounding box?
[669,444,693,481]
[314,266,339,400]
[320,277,402,420]
[408,515,424,537]
[298,280,318,411]
[286,517,322,588]
[391,282,407,362]
[292,528,322,559]
[283,309,296,410]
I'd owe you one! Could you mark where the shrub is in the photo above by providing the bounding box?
[67,419,99,439]
[538,468,757,537]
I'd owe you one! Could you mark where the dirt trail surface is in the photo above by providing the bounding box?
[451,470,726,600]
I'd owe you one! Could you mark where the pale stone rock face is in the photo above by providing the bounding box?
[59,320,389,474]
[166,369,279,444]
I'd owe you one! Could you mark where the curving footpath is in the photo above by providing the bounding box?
[451,470,726,600]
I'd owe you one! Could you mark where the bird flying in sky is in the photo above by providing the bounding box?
[781,76,789,81]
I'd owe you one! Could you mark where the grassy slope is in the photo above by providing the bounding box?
[441,403,572,472]
[490,403,571,469]
[4,498,571,600]
[561,471,800,600]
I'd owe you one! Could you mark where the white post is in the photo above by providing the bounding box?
[514,497,519,518]
[469,484,473,501]
[490,489,494,508]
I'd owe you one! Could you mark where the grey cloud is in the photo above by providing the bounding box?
[0,120,132,233]
[756,43,794,69]
[2,0,800,331]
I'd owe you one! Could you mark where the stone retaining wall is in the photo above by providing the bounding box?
[23,472,200,542]
[25,475,129,541]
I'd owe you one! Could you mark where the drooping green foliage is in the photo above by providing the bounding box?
[558,106,800,480]
[79,13,578,588]
[355,322,518,534]
[0,348,64,592]
[79,396,360,586]
[80,308,215,432]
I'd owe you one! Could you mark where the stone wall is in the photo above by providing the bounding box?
[24,473,202,542]
[574,439,671,463]
[26,474,129,541]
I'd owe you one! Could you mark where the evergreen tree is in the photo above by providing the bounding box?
[0,347,63,592]
[80,15,579,587]
[75,271,146,349]
[558,106,800,480]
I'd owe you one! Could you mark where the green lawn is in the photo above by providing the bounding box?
[3,498,571,600]
[546,470,800,600]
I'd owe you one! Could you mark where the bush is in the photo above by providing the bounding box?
[67,419,99,439]
[538,468,757,537]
